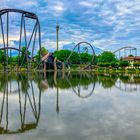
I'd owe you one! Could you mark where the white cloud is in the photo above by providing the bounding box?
[42,39,72,51]
[44,1,67,17]
[79,1,95,7]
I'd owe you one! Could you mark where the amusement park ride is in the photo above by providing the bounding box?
[114,46,140,60]
[0,9,96,71]
[0,9,42,71]
[0,8,140,72]
[0,8,97,135]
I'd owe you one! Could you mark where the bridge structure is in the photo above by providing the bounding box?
[113,46,138,59]
[0,9,42,71]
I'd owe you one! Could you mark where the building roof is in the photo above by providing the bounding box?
[123,56,140,61]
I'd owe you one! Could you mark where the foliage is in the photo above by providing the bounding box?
[97,62,119,68]
[54,50,93,64]
[97,62,110,67]
[54,50,71,62]
[99,51,117,62]
[128,54,133,57]
[98,75,117,88]
[40,47,48,56]
[110,62,118,67]
[0,50,6,63]
[119,75,130,83]
[80,53,92,64]
[119,61,129,67]
[133,62,140,67]
[20,46,31,65]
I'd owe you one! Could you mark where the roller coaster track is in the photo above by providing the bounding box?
[0,9,42,70]
[65,42,96,70]
[113,46,137,53]
[113,46,139,59]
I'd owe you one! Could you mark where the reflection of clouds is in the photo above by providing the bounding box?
[0,80,41,134]
[38,85,140,140]
[1,75,140,139]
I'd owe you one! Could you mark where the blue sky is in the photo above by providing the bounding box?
[0,0,140,52]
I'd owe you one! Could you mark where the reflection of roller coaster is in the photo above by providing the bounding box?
[66,42,96,70]
[115,78,138,92]
[66,72,96,98]
[0,73,41,134]
[0,9,41,70]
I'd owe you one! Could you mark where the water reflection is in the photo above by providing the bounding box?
[66,72,96,98]
[0,72,140,135]
[0,73,41,134]
[96,74,140,92]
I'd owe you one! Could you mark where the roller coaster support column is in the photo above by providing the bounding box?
[6,12,9,71]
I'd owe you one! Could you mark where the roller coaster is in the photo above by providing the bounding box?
[0,9,96,71]
[65,42,96,70]
[0,9,42,71]
[113,46,138,59]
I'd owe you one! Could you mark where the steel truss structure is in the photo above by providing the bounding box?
[113,46,138,59]
[66,42,96,70]
[0,9,42,71]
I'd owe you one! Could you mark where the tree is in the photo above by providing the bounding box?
[119,61,129,67]
[54,50,71,62]
[99,51,117,62]
[20,47,31,65]
[40,47,48,56]
[35,46,48,63]
[133,62,140,68]
[80,53,92,64]
[54,50,80,64]
[0,50,6,63]
[50,50,93,65]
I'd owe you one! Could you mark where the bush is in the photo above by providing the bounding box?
[99,51,117,62]
[119,61,129,67]
[127,68,136,72]
[0,63,3,70]
[133,62,140,68]
[97,62,111,67]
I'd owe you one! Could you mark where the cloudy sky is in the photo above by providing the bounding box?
[0,0,140,51]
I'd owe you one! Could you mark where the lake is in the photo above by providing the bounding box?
[0,72,140,140]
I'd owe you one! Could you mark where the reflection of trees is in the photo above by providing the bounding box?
[17,73,30,93]
[66,72,96,98]
[134,76,140,83]
[39,72,97,90]
[115,74,140,92]
[119,75,130,83]
[0,73,30,93]
[98,74,117,88]
[0,73,41,134]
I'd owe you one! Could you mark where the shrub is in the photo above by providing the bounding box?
[133,62,140,68]
[0,63,3,70]
[119,61,129,67]
[97,62,110,67]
